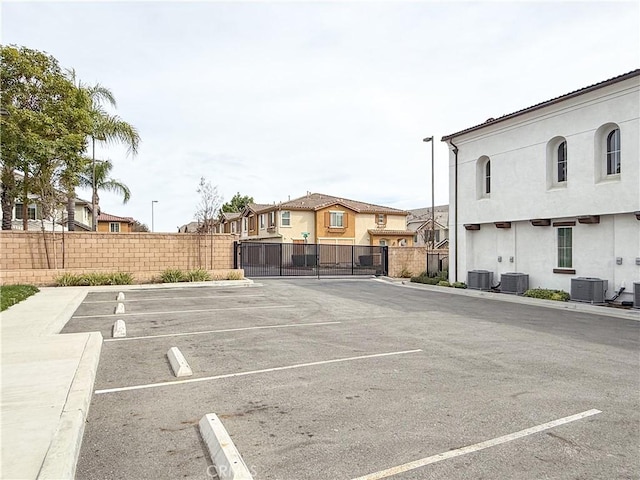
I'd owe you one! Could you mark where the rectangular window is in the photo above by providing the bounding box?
[330,211,344,227]
[110,222,120,233]
[242,218,248,232]
[231,222,236,233]
[557,227,572,268]
[269,211,276,227]
[557,141,567,182]
[377,214,386,225]
[259,214,265,229]
[15,204,37,220]
[281,211,291,227]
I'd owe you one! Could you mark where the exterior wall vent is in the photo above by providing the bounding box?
[577,215,600,224]
[530,219,551,227]
[494,222,512,229]
[500,273,529,295]
[634,282,640,309]
[570,277,608,304]
[467,270,493,291]
[464,224,480,231]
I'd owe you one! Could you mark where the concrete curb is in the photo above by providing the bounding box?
[167,347,192,377]
[199,413,254,480]
[377,277,640,321]
[112,319,126,338]
[37,331,103,480]
[50,278,256,293]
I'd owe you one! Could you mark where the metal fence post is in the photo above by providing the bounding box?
[233,241,239,270]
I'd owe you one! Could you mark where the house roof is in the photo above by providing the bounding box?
[220,212,241,221]
[441,69,640,141]
[178,221,200,233]
[243,203,274,215]
[272,193,408,215]
[407,218,447,232]
[97,213,134,223]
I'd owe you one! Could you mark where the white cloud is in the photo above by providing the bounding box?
[3,1,639,231]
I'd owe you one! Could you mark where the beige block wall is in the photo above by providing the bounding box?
[0,231,239,285]
[388,247,448,277]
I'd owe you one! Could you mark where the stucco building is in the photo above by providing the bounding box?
[442,69,639,303]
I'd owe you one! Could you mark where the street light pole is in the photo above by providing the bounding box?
[92,137,97,231]
[151,200,158,232]
[423,136,435,250]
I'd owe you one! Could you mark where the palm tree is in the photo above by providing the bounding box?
[78,159,131,220]
[64,71,140,230]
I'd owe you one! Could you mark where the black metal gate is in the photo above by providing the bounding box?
[235,242,388,277]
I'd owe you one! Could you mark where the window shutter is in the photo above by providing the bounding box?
[324,212,330,227]
[343,213,348,228]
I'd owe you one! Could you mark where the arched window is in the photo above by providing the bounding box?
[485,160,491,194]
[557,141,567,182]
[606,129,621,175]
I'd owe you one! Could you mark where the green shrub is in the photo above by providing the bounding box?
[410,270,448,285]
[225,271,244,280]
[452,282,467,289]
[399,267,413,278]
[185,269,212,282]
[109,272,134,285]
[55,272,134,287]
[523,288,570,302]
[1,284,40,311]
[437,280,451,287]
[56,273,82,286]
[160,268,186,283]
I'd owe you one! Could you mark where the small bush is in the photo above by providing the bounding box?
[452,282,467,289]
[160,268,186,283]
[185,269,212,282]
[399,267,413,278]
[55,272,134,287]
[225,271,244,281]
[1,284,40,311]
[56,273,82,287]
[523,288,570,302]
[437,280,451,287]
[109,272,134,285]
[410,270,448,285]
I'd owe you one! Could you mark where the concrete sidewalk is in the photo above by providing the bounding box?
[1,287,101,480]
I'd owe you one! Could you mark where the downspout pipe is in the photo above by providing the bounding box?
[449,138,459,283]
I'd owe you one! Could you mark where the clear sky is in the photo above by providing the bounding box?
[3,1,639,232]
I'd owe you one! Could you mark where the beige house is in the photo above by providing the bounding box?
[238,192,413,246]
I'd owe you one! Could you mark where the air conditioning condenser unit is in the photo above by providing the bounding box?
[570,277,608,304]
[467,270,493,291]
[501,273,529,295]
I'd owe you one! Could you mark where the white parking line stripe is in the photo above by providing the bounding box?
[351,409,602,480]
[83,294,266,303]
[73,304,295,319]
[104,321,342,342]
[95,349,423,394]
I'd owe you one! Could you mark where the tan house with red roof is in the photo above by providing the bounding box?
[97,213,134,233]
[239,193,414,246]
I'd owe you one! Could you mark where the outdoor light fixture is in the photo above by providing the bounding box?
[423,136,435,251]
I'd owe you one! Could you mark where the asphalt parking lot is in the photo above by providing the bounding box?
[64,279,639,480]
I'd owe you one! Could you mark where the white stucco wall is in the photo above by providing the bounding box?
[447,74,640,301]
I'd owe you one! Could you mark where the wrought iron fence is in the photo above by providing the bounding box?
[236,242,388,277]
